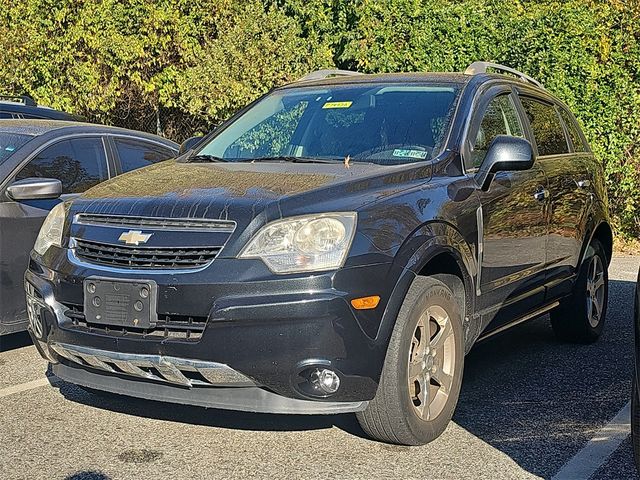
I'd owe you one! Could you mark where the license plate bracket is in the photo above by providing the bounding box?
[83,277,158,329]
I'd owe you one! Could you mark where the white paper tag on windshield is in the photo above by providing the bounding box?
[392,149,427,159]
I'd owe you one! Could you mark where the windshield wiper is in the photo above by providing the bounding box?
[189,154,225,163]
[241,156,341,164]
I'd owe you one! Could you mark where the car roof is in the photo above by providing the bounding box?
[279,72,473,90]
[0,120,178,148]
[0,101,84,120]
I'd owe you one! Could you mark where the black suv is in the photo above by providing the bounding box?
[26,63,611,445]
[0,95,84,121]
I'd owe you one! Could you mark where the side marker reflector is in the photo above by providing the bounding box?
[351,295,380,310]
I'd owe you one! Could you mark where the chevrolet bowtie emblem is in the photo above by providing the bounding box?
[118,230,152,246]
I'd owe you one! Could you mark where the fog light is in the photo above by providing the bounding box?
[310,368,340,394]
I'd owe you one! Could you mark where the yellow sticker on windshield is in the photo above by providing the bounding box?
[322,101,353,109]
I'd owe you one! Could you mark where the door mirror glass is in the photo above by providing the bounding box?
[475,135,534,191]
[6,177,62,200]
[179,136,204,155]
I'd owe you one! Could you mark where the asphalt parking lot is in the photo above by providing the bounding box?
[1,256,638,480]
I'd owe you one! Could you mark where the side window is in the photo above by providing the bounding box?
[114,137,175,173]
[16,137,108,194]
[559,108,587,153]
[520,98,569,156]
[470,94,524,168]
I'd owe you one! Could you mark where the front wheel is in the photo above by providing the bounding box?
[550,239,608,343]
[356,276,464,445]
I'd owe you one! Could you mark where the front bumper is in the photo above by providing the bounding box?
[26,258,395,414]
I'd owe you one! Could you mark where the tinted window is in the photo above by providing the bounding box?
[16,137,108,194]
[114,138,175,172]
[559,108,587,152]
[520,98,569,156]
[0,133,33,164]
[471,94,524,168]
[197,84,460,166]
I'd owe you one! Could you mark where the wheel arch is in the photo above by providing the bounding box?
[377,221,478,353]
[582,221,613,266]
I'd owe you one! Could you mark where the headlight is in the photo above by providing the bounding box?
[33,202,67,256]
[239,213,357,273]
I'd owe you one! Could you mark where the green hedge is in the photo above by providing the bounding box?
[1,0,639,238]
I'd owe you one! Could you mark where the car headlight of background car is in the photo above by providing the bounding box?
[33,202,68,256]
[239,212,357,274]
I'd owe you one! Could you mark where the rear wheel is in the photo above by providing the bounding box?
[550,239,608,343]
[356,276,464,445]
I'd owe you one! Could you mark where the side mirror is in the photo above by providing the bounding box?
[6,177,63,200]
[179,136,204,155]
[475,135,535,191]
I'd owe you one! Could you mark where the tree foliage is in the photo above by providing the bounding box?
[1,0,640,237]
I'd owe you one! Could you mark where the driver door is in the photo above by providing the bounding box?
[465,88,549,332]
[0,137,109,331]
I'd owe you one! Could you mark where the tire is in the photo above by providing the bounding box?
[633,377,640,472]
[550,239,608,343]
[356,276,464,445]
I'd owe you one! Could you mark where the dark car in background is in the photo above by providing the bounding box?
[0,120,178,335]
[0,95,84,121]
[633,271,640,471]
[26,63,611,445]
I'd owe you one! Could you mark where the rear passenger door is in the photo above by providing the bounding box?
[109,136,176,174]
[519,97,591,294]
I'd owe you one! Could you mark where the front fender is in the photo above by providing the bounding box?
[375,221,478,355]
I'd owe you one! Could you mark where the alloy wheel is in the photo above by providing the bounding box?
[586,254,606,328]
[407,305,456,420]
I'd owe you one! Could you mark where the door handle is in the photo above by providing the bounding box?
[533,189,548,202]
[576,179,591,189]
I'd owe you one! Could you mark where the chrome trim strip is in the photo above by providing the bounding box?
[74,214,236,233]
[476,205,483,296]
[477,301,560,341]
[50,342,255,388]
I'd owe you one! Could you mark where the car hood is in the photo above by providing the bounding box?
[74,159,409,215]
[70,159,433,254]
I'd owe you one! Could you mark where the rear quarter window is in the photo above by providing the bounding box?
[559,108,589,153]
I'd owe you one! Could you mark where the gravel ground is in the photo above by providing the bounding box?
[0,256,638,480]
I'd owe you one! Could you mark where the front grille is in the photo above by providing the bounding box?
[63,303,207,341]
[74,239,222,269]
[75,214,236,232]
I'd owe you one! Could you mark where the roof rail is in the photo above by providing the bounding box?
[297,69,364,83]
[464,62,544,89]
[0,94,37,106]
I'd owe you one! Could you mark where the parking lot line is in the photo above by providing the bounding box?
[0,377,50,399]
[551,401,631,480]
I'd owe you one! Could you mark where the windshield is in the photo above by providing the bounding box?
[195,83,460,165]
[0,133,33,164]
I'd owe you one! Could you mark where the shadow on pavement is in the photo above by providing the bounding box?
[0,331,32,353]
[53,279,637,479]
[55,380,368,439]
[454,279,638,479]
[64,471,111,480]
